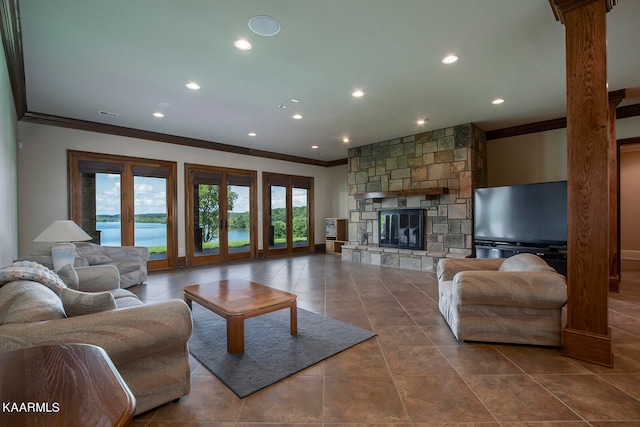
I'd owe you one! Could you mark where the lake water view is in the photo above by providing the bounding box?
[97,222,249,247]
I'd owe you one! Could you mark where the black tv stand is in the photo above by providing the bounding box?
[475,241,567,276]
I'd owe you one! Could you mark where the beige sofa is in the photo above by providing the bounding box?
[19,242,149,288]
[0,261,192,415]
[437,253,567,346]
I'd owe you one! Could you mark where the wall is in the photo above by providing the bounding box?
[0,48,18,265]
[17,122,348,257]
[487,115,640,260]
[620,145,640,259]
[487,128,567,187]
[345,123,487,267]
[488,116,640,187]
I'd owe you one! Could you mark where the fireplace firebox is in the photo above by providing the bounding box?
[378,209,425,250]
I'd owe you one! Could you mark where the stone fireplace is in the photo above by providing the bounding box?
[342,123,487,271]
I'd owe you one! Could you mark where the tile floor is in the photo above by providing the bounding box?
[130,254,640,426]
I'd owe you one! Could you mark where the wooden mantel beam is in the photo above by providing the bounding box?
[552,0,617,367]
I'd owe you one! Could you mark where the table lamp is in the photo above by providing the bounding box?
[33,220,92,270]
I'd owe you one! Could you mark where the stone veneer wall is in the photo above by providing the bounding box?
[343,123,487,271]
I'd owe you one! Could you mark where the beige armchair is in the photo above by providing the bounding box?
[437,253,567,346]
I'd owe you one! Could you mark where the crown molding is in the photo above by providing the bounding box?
[0,0,26,117]
[486,102,640,141]
[21,111,348,167]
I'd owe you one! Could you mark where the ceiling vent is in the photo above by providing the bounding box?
[98,110,119,117]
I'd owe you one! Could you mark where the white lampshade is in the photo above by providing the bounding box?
[34,220,92,243]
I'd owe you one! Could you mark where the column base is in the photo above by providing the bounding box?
[562,326,613,367]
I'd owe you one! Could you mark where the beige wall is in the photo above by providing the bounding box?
[487,115,640,260]
[487,127,568,187]
[0,49,19,265]
[17,122,348,257]
[620,145,640,258]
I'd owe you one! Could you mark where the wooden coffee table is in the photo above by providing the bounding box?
[184,279,297,354]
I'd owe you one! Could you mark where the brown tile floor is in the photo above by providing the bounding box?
[130,254,640,426]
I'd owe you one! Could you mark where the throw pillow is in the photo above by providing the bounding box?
[59,287,117,317]
[0,262,68,294]
[498,253,556,273]
[56,263,80,290]
[0,280,67,324]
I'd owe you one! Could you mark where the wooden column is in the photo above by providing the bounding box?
[608,90,625,293]
[551,0,616,367]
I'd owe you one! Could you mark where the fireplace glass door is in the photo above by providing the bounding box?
[379,209,425,250]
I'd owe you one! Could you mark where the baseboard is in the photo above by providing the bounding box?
[621,250,640,260]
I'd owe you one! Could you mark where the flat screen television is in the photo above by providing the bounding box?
[474,181,568,248]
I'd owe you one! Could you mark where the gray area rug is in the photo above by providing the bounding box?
[188,304,376,398]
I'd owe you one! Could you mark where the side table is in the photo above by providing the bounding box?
[0,343,136,427]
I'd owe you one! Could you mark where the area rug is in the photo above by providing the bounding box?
[188,304,376,398]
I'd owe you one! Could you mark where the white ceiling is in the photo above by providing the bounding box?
[16,0,640,162]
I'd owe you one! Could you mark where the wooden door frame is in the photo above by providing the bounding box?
[67,150,178,271]
[185,163,258,266]
[262,172,315,258]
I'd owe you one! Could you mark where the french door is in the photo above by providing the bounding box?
[68,151,178,271]
[262,172,314,257]
[185,164,257,266]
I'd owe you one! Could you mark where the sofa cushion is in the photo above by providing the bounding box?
[0,280,67,324]
[108,288,143,308]
[59,287,117,317]
[498,253,556,273]
[83,254,114,265]
[56,263,80,290]
[0,261,68,294]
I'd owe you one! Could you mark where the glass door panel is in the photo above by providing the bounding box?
[269,185,287,250]
[292,187,309,248]
[227,185,250,254]
[133,176,168,261]
[194,183,221,256]
[94,172,122,246]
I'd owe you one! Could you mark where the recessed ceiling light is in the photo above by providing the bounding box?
[186,82,200,90]
[311,145,319,149]
[278,104,287,109]
[492,98,505,105]
[153,112,164,118]
[234,39,252,50]
[292,114,303,119]
[248,15,281,37]
[248,132,256,137]
[343,137,350,143]
[352,90,364,98]
[442,54,459,64]
[417,119,426,125]
[291,98,300,103]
